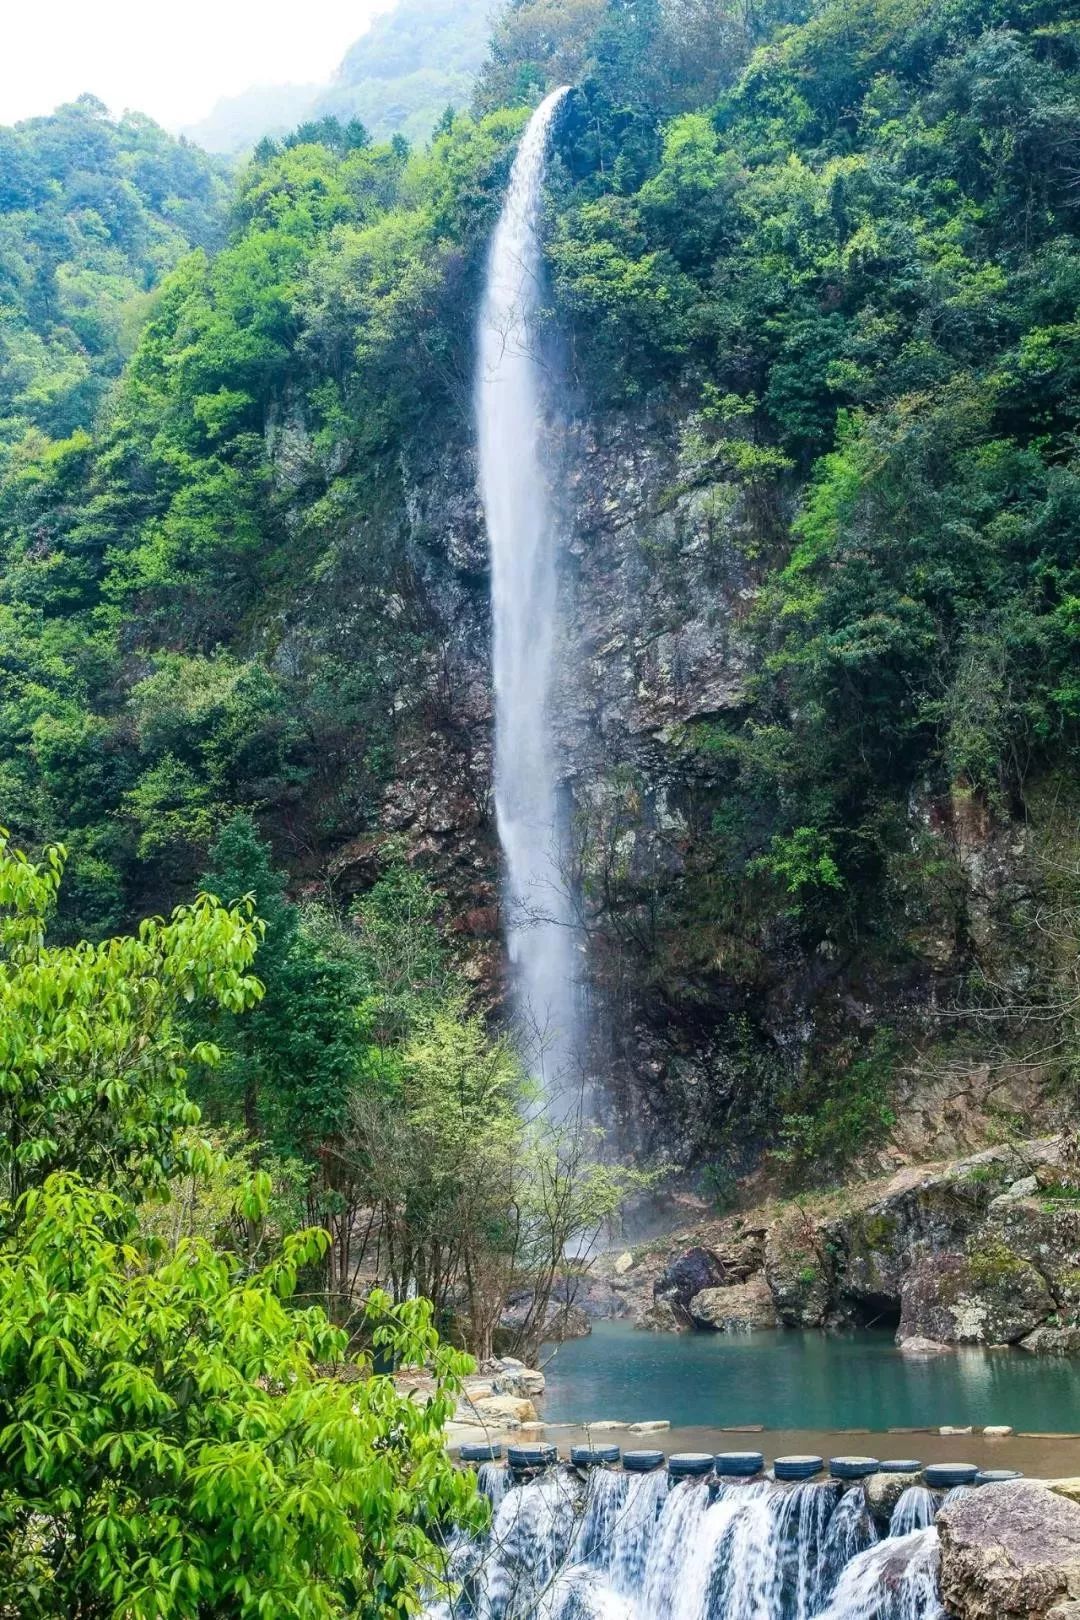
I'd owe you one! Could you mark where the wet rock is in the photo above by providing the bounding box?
[688,1275,778,1332]
[898,1335,953,1355]
[938,1480,1080,1619]
[865,1470,923,1520]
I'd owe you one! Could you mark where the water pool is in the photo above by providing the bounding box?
[540,1320,1080,1433]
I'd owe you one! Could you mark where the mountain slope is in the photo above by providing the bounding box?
[0,0,1078,1181]
[184,0,495,155]
[0,97,227,450]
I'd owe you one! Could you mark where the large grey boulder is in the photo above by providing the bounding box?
[938,1481,1080,1619]
[898,1247,1055,1345]
[688,1275,778,1331]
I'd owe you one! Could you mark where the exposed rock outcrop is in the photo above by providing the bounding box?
[938,1481,1080,1619]
[616,1136,1080,1351]
[688,1275,778,1332]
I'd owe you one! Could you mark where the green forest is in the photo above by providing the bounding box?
[1,0,1079,1609]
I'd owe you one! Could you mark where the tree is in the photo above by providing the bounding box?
[195,816,369,1162]
[0,1175,485,1619]
[0,831,263,1210]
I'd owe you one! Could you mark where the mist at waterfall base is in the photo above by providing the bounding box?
[476,87,582,1118]
[425,1465,946,1620]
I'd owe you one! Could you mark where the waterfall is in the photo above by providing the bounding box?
[888,1490,936,1539]
[476,86,579,1114]
[429,1468,946,1619]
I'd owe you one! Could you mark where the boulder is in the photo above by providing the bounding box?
[898,1248,1055,1345]
[467,1395,539,1429]
[938,1480,1080,1619]
[764,1217,833,1327]
[865,1470,923,1520]
[492,1362,546,1398]
[628,1420,670,1434]
[614,1252,636,1276]
[653,1246,729,1320]
[542,1305,592,1343]
[898,1334,953,1355]
[1022,1327,1080,1356]
[688,1275,778,1332]
[637,1296,690,1333]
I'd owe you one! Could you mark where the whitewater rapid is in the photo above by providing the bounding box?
[427,1466,946,1620]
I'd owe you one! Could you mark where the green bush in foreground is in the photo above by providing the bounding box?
[0,1177,483,1619]
[0,834,485,1618]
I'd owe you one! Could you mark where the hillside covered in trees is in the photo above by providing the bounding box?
[0,98,226,448]
[2,1,1080,1606]
[0,0,1078,1181]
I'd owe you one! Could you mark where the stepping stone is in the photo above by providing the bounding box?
[623,1450,666,1473]
[925,1463,978,1488]
[459,1442,503,1462]
[975,1469,1024,1485]
[507,1444,557,1470]
[774,1456,824,1481]
[830,1457,881,1479]
[571,1445,621,1467]
[879,1459,924,1473]
[715,1452,765,1477]
[668,1453,714,1478]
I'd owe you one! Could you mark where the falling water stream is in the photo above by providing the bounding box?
[427,1467,947,1620]
[476,88,578,1113]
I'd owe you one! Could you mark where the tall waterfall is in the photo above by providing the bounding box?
[476,87,578,1113]
[425,1467,947,1620]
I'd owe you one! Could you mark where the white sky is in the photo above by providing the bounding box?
[0,0,398,131]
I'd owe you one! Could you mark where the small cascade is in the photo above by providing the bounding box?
[479,1461,512,1512]
[819,1487,880,1606]
[640,1478,732,1619]
[771,1480,840,1619]
[478,1469,581,1620]
[815,1531,944,1620]
[430,1468,946,1620]
[573,1469,631,1566]
[607,1469,671,1594]
[888,1489,936,1539]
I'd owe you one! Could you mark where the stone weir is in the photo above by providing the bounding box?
[426,1453,1080,1620]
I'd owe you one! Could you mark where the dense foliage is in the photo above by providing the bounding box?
[0,835,483,1617]
[0,0,1077,1176]
[0,97,225,451]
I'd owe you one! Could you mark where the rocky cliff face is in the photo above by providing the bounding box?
[596,1136,1080,1352]
[274,395,1056,1173]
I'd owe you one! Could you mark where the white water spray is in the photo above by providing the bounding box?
[476,87,579,1112]
[426,1468,947,1620]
